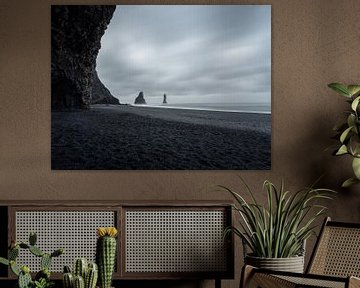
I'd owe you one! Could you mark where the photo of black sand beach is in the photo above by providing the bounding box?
[51,5,271,170]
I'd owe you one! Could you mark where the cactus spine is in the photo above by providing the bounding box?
[96,227,118,288]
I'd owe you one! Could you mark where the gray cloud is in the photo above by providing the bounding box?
[97,5,271,106]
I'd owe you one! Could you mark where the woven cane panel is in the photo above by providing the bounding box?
[125,210,227,273]
[310,226,360,277]
[15,211,115,272]
[277,275,345,288]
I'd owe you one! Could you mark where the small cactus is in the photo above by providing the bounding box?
[51,248,64,257]
[63,260,98,288]
[9,246,19,260]
[64,265,72,273]
[29,245,44,257]
[0,232,63,288]
[63,272,74,288]
[74,275,85,288]
[29,232,37,246]
[35,268,50,281]
[74,258,88,279]
[96,227,118,288]
[10,260,20,276]
[85,263,98,288]
[41,253,52,270]
[18,269,32,288]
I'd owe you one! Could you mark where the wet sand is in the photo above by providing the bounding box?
[51,105,271,170]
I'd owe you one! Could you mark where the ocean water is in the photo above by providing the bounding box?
[133,103,271,114]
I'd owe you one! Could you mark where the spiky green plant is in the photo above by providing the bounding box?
[221,179,335,258]
[328,83,360,187]
[96,227,118,288]
[85,262,98,288]
[63,260,98,288]
[0,232,63,288]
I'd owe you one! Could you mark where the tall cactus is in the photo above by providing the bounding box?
[96,227,118,288]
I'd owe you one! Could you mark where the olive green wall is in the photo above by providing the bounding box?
[1,0,360,287]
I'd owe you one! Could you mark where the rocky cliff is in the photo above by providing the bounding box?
[51,5,116,109]
[134,91,146,104]
[92,72,120,105]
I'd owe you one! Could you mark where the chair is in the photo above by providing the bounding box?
[241,217,360,288]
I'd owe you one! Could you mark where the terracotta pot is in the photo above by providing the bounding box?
[245,254,305,273]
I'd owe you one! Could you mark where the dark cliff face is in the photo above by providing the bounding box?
[134,91,146,104]
[92,71,120,105]
[51,5,116,109]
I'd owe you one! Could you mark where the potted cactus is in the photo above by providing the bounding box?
[0,232,63,288]
[62,258,98,288]
[96,227,118,288]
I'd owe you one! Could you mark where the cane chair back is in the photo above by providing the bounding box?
[241,218,360,288]
[307,217,360,278]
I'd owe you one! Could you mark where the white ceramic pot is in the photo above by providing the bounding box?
[245,254,305,273]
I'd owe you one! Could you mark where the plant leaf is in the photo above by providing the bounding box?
[342,177,360,188]
[340,126,353,143]
[351,96,360,111]
[347,114,356,129]
[352,157,360,179]
[336,145,348,155]
[328,83,351,97]
[0,257,9,266]
[347,85,360,97]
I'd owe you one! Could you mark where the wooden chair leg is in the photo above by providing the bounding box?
[215,278,221,288]
[240,265,255,288]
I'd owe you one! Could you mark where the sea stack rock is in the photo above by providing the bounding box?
[163,94,167,104]
[91,71,120,105]
[135,91,146,104]
[51,5,116,109]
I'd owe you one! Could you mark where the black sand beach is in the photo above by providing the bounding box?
[51,105,271,170]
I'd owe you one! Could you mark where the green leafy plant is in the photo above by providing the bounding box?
[0,232,63,288]
[328,82,360,187]
[221,179,335,258]
[32,278,54,288]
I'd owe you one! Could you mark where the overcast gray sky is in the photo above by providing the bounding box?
[97,5,271,106]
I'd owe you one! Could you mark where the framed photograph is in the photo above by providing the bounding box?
[51,5,271,170]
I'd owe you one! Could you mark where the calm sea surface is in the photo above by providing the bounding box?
[133,103,271,114]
